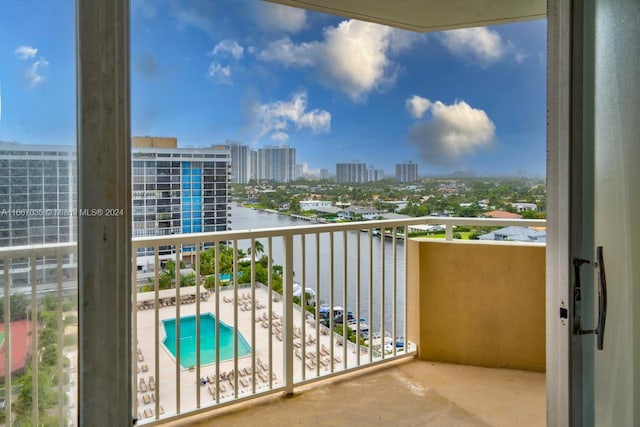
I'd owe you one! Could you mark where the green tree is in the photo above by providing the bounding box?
[246,241,265,258]
[290,197,301,214]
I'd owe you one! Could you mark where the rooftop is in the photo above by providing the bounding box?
[482,210,523,219]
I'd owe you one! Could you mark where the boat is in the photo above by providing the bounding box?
[345,318,369,335]
[293,283,316,304]
[318,305,368,331]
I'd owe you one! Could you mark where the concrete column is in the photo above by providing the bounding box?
[77,0,132,425]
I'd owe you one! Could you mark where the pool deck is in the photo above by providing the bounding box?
[135,286,365,420]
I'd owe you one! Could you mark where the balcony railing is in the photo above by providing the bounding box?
[0,242,78,427]
[130,216,545,424]
[0,216,545,426]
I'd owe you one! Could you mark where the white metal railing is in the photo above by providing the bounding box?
[0,217,545,425]
[130,216,546,424]
[0,242,78,427]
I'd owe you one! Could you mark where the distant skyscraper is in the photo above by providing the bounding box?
[368,166,384,182]
[257,145,296,182]
[250,150,257,182]
[396,161,418,183]
[336,162,368,183]
[0,142,77,247]
[217,141,250,184]
[319,168,329,180]
[295,164,304,180]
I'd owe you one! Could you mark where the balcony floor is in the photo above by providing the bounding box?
[167,358,545,427]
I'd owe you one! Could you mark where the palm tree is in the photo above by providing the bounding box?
[246,240,265,258]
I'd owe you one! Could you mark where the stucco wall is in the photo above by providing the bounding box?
[407,239,545,371]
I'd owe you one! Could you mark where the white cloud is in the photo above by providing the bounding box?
[211,39,244,60]
[440,27,523,67]
[258,37,316,67]
[172,1,215,37]
[25,58,49,88]
[259,19,419,102]
[15,45,38,60]
[206,62,231,84]
[253,91,331,141]
[407,98,496,166]
[254,2,306,33]
[406,95,432,119]
[271,131,289,142]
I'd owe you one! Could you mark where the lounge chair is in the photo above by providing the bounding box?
[240,377,249,388]
[320,345,330,356]
[149,376,156,391]
[142,394,151,404]
[159,405,165,415]
[139,378,148,393]
[141,364,148,373]
[144,408,153,419]
[208,385,216,396]
[138,409,144,420]
[138,353,144,362]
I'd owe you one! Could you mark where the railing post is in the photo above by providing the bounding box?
[283,234,295,395]
[445,224,454,240]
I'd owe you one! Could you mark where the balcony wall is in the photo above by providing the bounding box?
[407,239,545,371]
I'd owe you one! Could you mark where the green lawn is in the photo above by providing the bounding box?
[411,231,475,240]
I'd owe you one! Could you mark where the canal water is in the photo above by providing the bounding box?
[229,204,406,336]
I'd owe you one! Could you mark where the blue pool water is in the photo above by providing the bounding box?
[162,313,251,368]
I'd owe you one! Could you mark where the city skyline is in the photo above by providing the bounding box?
[0,0,546,176]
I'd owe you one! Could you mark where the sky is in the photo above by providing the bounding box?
[0,0,547,176]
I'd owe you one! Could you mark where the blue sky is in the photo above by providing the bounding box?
[0,0,547,176]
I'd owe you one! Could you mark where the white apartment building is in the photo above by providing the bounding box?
[396,161,418,183]
[0,142,77,247]
[336,162,368,183]
[256,145,296,182]
[299,200,332,211]
[218,141,250,184]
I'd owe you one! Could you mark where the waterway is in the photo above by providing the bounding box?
[229,204,406,335]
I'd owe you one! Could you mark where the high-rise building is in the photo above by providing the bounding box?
[217,141,250,184]
[368,166,384,182]
[131,143,230,240]
[250,150,258,182]
[256,145,296,182]
[319,169,330,180]
[336,162,368,183]
[0,142,77,247]
[396,161,418,183]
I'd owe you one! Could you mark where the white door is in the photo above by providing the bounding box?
[575,0,640,425]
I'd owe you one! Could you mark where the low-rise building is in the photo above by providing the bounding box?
[478,226,546,243]
[299,200,332,211]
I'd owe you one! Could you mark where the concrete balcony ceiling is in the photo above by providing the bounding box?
[265,0,546,32]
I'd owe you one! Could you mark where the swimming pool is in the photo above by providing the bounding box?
[161,313,251,369]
